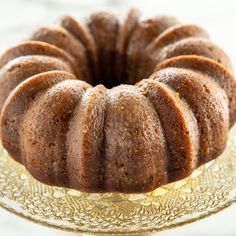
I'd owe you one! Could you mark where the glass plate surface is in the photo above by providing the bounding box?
[0,126,236,235]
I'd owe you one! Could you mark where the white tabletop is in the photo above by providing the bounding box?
[0,0,236,235]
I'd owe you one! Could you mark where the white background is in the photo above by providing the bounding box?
[0,0,236,235]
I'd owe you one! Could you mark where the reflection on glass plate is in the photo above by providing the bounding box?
[0,126,236,235]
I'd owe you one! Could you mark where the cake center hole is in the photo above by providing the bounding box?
[90,53,152,88]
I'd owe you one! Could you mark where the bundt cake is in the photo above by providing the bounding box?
[0,9,235,193]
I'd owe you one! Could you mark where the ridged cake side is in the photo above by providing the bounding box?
[0,9,236,193]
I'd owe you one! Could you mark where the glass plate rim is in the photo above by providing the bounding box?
[1,197,236,235]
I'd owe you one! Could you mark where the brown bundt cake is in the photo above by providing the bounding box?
[0,9,235,193]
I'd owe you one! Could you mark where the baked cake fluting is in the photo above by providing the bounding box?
[0,9,235,193]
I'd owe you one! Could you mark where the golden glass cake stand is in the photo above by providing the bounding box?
[1,127,236,235]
